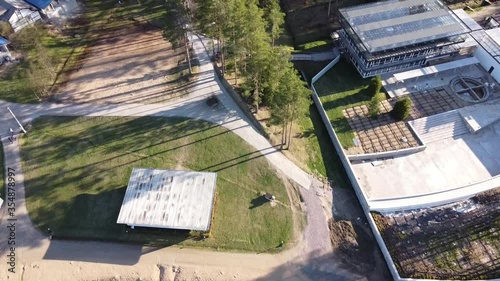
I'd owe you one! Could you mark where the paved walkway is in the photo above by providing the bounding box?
[292,51,337,62]
[0,33,345,280]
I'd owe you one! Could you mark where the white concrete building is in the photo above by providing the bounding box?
[470,28,500,83]
[117,168,218,231]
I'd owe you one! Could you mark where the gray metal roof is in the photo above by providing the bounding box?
[452,9,483,31]
[116,168,217,231]
[339,0,470,52]
[470,28,500,64]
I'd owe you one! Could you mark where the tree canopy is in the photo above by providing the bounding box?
[193,0,309,147]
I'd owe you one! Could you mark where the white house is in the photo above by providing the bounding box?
[0,0,42,32]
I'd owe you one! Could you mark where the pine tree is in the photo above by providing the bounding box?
[163,0,192,74]
[264,0,285,47]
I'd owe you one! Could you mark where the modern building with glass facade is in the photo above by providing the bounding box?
[337,0,471,77]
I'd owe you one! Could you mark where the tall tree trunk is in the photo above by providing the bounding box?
[217,34,221,53]
[283,104,291,149]
[233,30,237,84]
[280,121,287,150]
[253,79,259,113]
[235,57,238,85]
[212,38,215,57]
[283,119,288,149]
[221,38,226,76]
[286,103,297,150]
[185,34,192,75]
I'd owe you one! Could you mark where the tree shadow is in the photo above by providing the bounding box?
[249,195,268,209]
[254,248,392,281]
[40,185,193,265]
[308,105,351,189]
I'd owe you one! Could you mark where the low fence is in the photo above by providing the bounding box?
[369,174,500,212]
[292,51,337,62]
[347,145,426,161]
[212,65,269,139]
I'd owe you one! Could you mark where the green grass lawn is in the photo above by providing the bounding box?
[293,60,364,188]
[295,40,332,53]
[297,105,352,189]
[0,25,76,103]
[312,59,371,149]
[22,116,293,252]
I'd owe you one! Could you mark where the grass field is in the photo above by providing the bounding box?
[298,105,352,189]
[292,61,353,188]
[0,25,76,103]
[22,116,293,252]
[295,40,332,53]
[307,59,371,149]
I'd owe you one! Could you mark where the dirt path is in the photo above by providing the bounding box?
[469,3,500,21]
[57,23,187,104]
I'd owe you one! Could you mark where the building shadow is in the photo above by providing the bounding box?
[254,248,392,281]
[42,240,143,265]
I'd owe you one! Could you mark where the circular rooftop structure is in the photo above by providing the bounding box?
[450,76,489,103]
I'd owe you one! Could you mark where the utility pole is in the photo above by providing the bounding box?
[7,107,27,133]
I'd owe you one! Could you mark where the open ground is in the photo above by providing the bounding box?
[0,29,395,281]
[56,0,191,104]
[0,0,400,279]
[373,188,500,279]
[56,24,188,104]
[22,116,294,252]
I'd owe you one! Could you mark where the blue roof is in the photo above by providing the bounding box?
[0,36,9,45]
[24,0,51,9]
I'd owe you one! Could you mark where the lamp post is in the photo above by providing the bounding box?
[7,107,26,134]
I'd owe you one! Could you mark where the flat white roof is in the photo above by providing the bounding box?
[352,121,500,204]
[116,168,217,231]
[452,9,483,31]
[339,0,470,52]
[393,57,479,81]
[486,28,500,46]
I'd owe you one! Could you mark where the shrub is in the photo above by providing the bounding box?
[0,21,13,39]
[10,25,43,51]
[367,75,382,97]
[368,91,386,117]
[391,97,412,120]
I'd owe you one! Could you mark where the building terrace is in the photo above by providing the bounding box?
[338,0,471,77]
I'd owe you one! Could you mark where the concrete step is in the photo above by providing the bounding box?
[410,110,468,144]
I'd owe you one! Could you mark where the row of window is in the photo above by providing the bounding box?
[340,31,439,68]
[347,54,426,78]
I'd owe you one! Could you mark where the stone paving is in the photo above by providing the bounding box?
[343,103,419,154]
[342,86,480,154]
[406,86,466,119]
